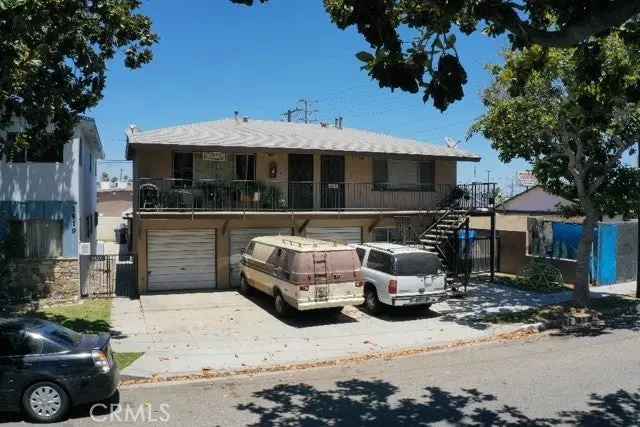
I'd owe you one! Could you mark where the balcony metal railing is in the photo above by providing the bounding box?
[133,179,497,213]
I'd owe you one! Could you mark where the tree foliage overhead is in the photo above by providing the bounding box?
[232,0,640,112]
[0,0,157,155]
[472,33,640,219]
[471,31,640,305]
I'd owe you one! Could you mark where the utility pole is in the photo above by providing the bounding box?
[282,98,319,124]
[297,98,319,124]
[486,170,492,184]
[282,108,301,123]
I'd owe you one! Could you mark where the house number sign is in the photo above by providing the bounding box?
[202,152,226,161]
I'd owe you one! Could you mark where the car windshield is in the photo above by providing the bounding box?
[34,321,82,349]
[394,253,442,276]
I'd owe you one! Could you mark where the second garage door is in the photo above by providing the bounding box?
[230,228,292,287]
[305,227,362,244]
[147,230,216,292]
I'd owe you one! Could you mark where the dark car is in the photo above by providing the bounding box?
[0,318,120,423]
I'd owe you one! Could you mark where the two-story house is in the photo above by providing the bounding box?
[0,117,104,300]
[126,117,492,293]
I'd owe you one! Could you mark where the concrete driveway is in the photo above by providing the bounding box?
[110,284,577,378]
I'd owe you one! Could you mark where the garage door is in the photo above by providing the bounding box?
[230,228,292,287]
[305,227,362,244]
[147,230,216,291]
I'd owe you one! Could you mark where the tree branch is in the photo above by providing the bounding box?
[491,0,640,48]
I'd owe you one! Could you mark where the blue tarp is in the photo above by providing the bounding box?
[550,222,582,260]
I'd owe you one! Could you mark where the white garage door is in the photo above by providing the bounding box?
[305,227,362,244]
[147,230,216,292]
[230,228,292,287]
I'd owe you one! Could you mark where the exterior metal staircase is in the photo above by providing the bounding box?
[418,208,472,289]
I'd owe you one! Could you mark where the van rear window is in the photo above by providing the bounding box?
[394,253,442,276]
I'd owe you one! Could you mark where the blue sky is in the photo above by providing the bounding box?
[92,0,529,193]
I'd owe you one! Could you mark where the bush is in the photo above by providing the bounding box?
[518,259,565,292]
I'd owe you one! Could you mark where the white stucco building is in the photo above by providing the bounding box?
[0,117,103,300]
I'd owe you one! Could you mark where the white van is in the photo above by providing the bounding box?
[240,236,364,317]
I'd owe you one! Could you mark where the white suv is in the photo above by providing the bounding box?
[353,243,448,314]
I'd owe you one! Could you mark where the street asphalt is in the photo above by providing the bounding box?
[2,325,639,426]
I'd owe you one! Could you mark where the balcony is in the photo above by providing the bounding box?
[133,179,496,214]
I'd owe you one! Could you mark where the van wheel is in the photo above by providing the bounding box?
[274,291,293,318]
[364,286,383,315]
[239,275,252,296]
[23,381,70,423]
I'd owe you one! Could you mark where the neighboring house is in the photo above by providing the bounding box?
[0,117,104,300]
[470,186,637,285]
[126,117,492,293]
[96,188,132,245]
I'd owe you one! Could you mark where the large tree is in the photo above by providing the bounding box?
[0,0,157,155]
[232,0,640,111]
[471,32,640,306]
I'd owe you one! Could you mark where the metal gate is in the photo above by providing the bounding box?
[81,254,137,298]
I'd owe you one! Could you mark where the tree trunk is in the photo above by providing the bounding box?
[574,214,598,307]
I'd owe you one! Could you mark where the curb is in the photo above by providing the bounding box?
[119,326,545,387]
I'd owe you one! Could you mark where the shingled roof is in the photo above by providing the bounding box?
[126,119,480,162]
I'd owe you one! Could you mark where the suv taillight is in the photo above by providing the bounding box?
[388,279,398,294]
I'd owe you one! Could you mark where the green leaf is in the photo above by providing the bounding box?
[445,33,457,48]
[355,51,374,63]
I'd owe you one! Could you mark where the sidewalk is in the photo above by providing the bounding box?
[108,282,622,379]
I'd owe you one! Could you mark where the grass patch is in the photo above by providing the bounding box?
[114,352,144,370]
[34,299,113,334]
[482,296,639,325]
[30,300,143,370]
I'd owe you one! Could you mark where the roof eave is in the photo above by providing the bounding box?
[126,142,481,162]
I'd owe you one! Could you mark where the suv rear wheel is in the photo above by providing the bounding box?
[364,286,383,315]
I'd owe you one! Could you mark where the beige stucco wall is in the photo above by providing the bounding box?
[470,213,528,232]
[256,152,288,182]
[134,146,172,178]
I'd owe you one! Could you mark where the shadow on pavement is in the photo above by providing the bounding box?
[237,379,640,427]
[238,289,359,328]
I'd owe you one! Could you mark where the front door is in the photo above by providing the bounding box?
[321,155,345,209]
[288,154,314,210]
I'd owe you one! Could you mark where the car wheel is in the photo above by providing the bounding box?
[364,286,383,315]
[239,275,252,296]
[274,290,293,318]
[23,382,70,424]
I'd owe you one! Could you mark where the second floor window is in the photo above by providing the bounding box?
[3,133,63,163]
[235,154,256,181]
[373,159,435,191]
[29,144,64,163]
